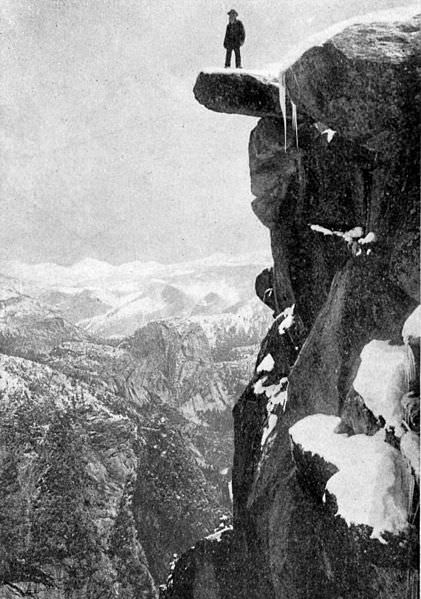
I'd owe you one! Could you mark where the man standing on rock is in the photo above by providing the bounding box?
[224,9,245,69]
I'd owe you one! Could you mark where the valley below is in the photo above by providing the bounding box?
[0,254,273,597]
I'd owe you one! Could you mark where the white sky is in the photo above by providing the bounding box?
[0,0,410,264]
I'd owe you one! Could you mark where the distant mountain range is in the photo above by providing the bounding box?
[0,253,272,340]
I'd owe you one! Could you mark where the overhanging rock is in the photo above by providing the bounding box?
[194,70,281,118]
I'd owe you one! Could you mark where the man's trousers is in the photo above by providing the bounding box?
[225,47,241,68]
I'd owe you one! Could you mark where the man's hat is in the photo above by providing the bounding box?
[227,9,238,16]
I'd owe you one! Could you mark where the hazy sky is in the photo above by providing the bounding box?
[0,0,409,265]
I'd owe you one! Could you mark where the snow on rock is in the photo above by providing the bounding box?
[278,304,295,335]
[402,305,421,343]
[255,376,288,446]
[289,414,410,542]
[201,66,279,87]
[257,353,275,373]
[322,128,336,143]
[310,224,334,236]
[343,226,364,242]
[310,224,364,243]
[205,526,233,543]
[314,123,337,143]
[400,430,420,479]
[358,232,377,245]
[261,413,278,447]
[253,376,267,396]
[353,340,416,436]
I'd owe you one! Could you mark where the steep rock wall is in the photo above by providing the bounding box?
[166,11,420,599]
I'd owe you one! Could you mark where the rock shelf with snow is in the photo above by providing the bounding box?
[163,7,420,599]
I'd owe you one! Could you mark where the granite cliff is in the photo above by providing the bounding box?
[164,10,420,599]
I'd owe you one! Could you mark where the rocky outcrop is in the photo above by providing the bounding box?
[285,18,420,147]
[160,527,262,599]
[168,10,420,599]
[194,71,281,118]
[0,290,89,360]
[124,320,226,412]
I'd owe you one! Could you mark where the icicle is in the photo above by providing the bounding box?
[405,344,417,384]
[291,100,298,149]
[278,71,287,152]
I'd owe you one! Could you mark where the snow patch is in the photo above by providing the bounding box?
[289,414,410,542]
[353,340,416,436]
[261,413,279,446]
[358,231,377,245]
[343,226,364,242]
[278,304,295,335]
[201,66,278,87]
[253,376,268,395]
[322,128,336,143]
[257,353,275,373]
[310,224,364,242]
[314,123,337,143]
[310,224,334,236]
[205,526,232,542]
[253,375,288,402]
[309,224,376,257]
[258,376,288,446]
[402,305,421,343]
[228,480,233,503]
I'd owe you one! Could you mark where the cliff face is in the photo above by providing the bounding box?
[166,12,420,599]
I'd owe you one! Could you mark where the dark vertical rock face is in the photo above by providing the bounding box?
[166,12,420,599]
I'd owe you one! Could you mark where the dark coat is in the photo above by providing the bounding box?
[223,20,245,49]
